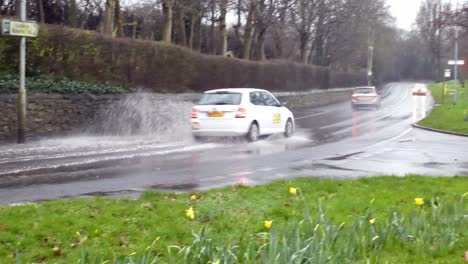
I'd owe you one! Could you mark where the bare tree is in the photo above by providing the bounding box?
[162,0,173,42]
[219,0,228,55]
[242,0,256,59]
[291,0,318,63]
[416,0,447,80]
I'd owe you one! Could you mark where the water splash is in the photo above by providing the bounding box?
[87,93,193,141]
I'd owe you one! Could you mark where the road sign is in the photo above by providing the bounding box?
[445,69,451,78]
[1,19,38,37]
[448,60,465,65]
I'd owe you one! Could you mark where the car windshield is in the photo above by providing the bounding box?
[354,88,375,94]
[198,92,242,105]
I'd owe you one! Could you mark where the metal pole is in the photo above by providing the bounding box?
[17,0,27,143]
[453,0,459,104]
[367,27,374,86]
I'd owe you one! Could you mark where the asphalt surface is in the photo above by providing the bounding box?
[1,82,467,204]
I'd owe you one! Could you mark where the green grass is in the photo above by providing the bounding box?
[0,176,467,263]
[419,82,468,134]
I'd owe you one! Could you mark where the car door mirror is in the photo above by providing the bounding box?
[280,101,288,107]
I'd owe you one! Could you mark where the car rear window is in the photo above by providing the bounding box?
[354,88,375,94]
[198,92,242,105]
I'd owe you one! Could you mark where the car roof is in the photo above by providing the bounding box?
[354,86,375,89]
[204,88,267,94]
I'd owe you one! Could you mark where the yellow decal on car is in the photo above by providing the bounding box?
[273,113,281,124]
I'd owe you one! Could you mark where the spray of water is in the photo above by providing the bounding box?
[87,93,193,142]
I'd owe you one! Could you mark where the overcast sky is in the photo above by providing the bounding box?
[388,0,423,29]
[389,0,460,29]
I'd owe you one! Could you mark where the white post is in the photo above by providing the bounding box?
[453,0,459,104]
[17,0,27,143]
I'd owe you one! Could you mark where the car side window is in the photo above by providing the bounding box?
[250,92,265,106]
[261,92,280,107]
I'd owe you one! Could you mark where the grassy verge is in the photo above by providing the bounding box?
[0,176,467,263]
[419,82,468,134]
[0,73,128,94]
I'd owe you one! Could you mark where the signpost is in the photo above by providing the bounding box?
[448,60,465,65]
[1,1,39,143]
[448,60,464,105]
[2,19,39,37]
[443,69,452,102]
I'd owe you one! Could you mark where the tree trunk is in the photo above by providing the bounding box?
[14,0,20,17]
[299,32,309,64]
[175,6,187,46]
[194,10,203,51]
[103,0,115,36]
[162,0,173,43]
[243,0,256,60]
[114,0,124,37]
[37,0,45,23]
[67,0,77,27]
[257,28,267,61]
[233,0,242,39]
[219,0,228,55]
[210,0,217,54]
[188,14,195,49]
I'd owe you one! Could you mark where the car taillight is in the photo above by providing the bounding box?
[235,108,247,118]
[352,94,359,99]
[369,93,377,98]
[191,108,198,119]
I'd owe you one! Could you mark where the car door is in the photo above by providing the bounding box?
[260,91,283,133]
[249,91,272,135]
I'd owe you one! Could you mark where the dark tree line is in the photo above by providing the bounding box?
[1,0,466,81]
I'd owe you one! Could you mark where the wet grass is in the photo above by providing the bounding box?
[0,176,467,263]
[419,82,468,134]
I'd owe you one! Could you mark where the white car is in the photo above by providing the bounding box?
[191,88,295,142]
[412,84,428,96]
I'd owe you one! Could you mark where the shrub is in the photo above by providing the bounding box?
[0,73,128,94]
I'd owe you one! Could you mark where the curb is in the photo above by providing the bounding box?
[412,124,468,137]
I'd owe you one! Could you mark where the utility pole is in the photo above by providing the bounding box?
[367,27,374,86]
[17,0,27,143]
[453,0,458,104]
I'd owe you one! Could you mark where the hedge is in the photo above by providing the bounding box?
[0,25,366,92]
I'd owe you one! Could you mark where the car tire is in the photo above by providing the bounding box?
[192,135,203,142]
[246,122,259,142]
[284,119,294,138]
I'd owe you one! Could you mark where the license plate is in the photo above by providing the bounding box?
[358,96,373,101]
[208,111,224,117]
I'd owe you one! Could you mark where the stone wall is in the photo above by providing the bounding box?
[0,88,353,142]
[0,94,121,142]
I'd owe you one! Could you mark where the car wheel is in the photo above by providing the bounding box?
[192,135,203,142]
[284,119,294,138]
[246,122,259,142]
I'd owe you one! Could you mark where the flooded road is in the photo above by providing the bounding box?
[1,83,467,204]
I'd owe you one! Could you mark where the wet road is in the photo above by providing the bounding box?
[1,83,467,204]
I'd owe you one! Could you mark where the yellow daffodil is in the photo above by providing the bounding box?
[129,252,136,256]
[289,187,298,195]
[190,195,197,201]
[76,231,81,237]
[186,207,195,220]
[369,218,376,225]
[145,246,151,251]
[415,198,424,206]
[264,220,273,229]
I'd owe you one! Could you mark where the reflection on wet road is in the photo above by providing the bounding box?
[0,82,466,204]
